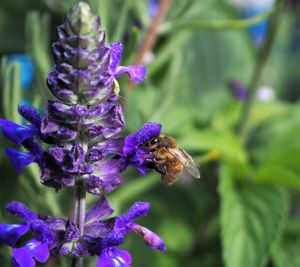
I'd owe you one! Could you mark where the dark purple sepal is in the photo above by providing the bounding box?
[0,120,37,146]
[12,239,50,267]
[96,247,132,267]
[0,224,29,247]
[86,104,125,139]
[72,242,91,257]
[5,148,36,174]
[91,159,123,194]
[41,113,77,141]
[41,153,75,189]
[88,138,124,162]
[85,196,114,224]
[64,220,79,242]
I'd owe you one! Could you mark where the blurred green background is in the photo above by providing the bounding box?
[1,0,300,266]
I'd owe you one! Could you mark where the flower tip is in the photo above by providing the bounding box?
[5,201,37,222]
[130,201,151,217]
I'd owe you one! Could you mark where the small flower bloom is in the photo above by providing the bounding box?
[0,223,28,247]
[0,120,37,146]
[97,247,131,267]
[13,239,50,267]
[228,80,248,101]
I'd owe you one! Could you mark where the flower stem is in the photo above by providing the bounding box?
[128,0,172,89]
[72,183,86,267]
[236,0,285,136]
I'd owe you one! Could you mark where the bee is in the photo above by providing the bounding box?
[144,134,200,186]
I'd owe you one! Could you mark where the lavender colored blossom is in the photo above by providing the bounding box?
[0,2,166,266]
[0,199,165,266]
[228,80,248,101]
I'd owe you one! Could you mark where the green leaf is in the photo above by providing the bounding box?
[252,113,300,189]
[219,166,288,267]
[179,129,249,177]
[272,217,300,267]
[158,218,194,253]
[160,7,273,34]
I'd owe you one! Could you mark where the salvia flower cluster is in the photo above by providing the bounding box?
[0,3,166,266]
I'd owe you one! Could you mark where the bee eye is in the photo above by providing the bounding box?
[150,138,158,145]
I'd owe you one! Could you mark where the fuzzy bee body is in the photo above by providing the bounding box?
[144,135,200,186]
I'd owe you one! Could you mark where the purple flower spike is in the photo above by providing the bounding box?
[0,119,37,145]
[97,247,132,267]
[0,224,29,247]
[13,239,50,267]
[5,148,36,174]
[0,2,166,266]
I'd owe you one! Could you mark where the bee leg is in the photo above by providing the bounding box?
[155,164,167,175]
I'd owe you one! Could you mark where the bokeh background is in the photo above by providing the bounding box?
[1,0,300,266]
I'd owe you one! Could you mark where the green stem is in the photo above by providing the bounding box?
[236,0,285,136]
[159,7,273,34]
[71,184,86,267]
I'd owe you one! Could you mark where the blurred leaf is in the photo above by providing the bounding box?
[251,107,300,189]
[160,7,273,34]
[219,166,289,267]
[179,129,249,177]
[158,218,194,253]
[0,59,22,123]
[25,11,52,106]
[272,216,300,267]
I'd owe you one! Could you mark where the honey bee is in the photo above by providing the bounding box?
[144,134,200,186]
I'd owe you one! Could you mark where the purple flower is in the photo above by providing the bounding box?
[97,247,131,267]
[122,122,162,174]
[0,3,166,266]
[1,198,165,266]
[106,42,146,85]
[12,239,50,267]
[228,80,248,101]
[0,224,28,247]
[0,120,37,146]
[148,0,159,18]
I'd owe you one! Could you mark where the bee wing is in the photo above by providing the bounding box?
[168,147,200,178]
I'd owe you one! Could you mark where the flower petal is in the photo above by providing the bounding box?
[115,65,146,82]
[129,223,166,251]
[13,239,50,267]
[5,148,36,174]
[85,196,114,224]
[97,247,131,267]
[109,42,123,72]
[123,122,162,155]
[0,224,28,247]
[0,119,37,145]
